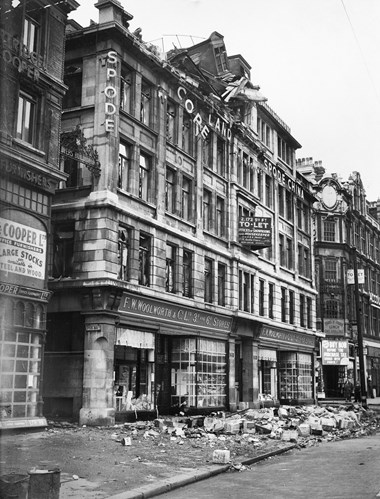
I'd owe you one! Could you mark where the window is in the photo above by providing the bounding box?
[52,224,74,278]
[119,142,131,190]
[298,245,310,277]
[203,189,211,231]
[257,171,263,200]
[216,138,225,176]
[166,100,177,142]
[289,290,295,324]
[24,17,39,53]
[277,137,293,166]
[281,287,287,322]
[166,244,176,293]
[257,118,272,148]
[217,263,226,306]
[214,46,228,73]
[204,258,214,303]
[286,190,293,221]
[278,186,285,217]
[118,227,131,280]
[138,233,151,286]
[279,234,285,267]
[286,238,293,270]
[63,64,82,108]
[216,197,225,237]
[300,294,305,327]
[239,271,254,313]
[325,298,339,319]
[323,219,336,242]
[278,352,313,401]
[139,152,151,201]
[202,134,212,168]
[268,283,274,319]
[182,112,193,154]
[140,79,151,125]
[324,259,337,283]
[120,68,133,113]
[181,176,192,221]
[63,158,79,188]
[183,250,193,298]
[16,93,35,144]
[265,175,273,208]
[259,279,265,316]
[165,167,176,213]
[307,297,312,329]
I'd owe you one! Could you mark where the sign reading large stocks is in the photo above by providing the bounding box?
[238,216,272,248]
[321,339,349,366]
[0,218,46,280]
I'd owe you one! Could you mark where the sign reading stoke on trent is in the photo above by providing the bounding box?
[238,216,272,249]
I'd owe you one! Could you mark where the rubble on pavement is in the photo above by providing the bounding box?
[47,403,379,469]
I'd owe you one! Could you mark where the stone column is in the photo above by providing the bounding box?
[79,314,117,426]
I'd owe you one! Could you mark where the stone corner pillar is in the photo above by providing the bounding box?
[79,314,117,426]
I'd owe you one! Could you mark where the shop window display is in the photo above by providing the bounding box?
[170,338,227,411]
[278,352,313,402]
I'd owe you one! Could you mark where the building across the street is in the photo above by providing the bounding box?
[299,158,380,401]
[0,0,78,429]
[43,0,319,426]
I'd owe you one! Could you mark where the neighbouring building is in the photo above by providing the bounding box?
[0,0,78,429]
[299,158,380,400]
[45,0,318,426]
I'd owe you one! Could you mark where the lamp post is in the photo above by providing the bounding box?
[351,246,367,408]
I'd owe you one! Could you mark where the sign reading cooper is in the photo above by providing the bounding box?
[321,339,349,366]
[119,292,232,332]
[0,218,46,280]
[238,216,272,248]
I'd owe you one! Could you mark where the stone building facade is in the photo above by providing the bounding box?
[299,159,380,400]
[45,0,318,425]
[0,0,78,429]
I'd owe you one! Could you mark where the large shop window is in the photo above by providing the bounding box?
[170,338,226,410]
[278,352,313,401]
[114,329,155,412]
[0,324,42,419]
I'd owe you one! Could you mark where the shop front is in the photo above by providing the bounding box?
[366,345,380,398]
[115,292,233,420]
[318,338,354,399]
[0,207,52,429]
[255,325,317,406]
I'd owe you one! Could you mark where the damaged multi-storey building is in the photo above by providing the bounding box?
[44,0,318,426]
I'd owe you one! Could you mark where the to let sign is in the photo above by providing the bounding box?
[238,216,272,249]
[347,269,364,284]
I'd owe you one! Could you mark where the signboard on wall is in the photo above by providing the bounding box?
[321,339,349,365]
[0,217,47,281]
[238,216,272,249]
[324,319,345,336]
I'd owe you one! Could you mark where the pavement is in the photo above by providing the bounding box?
[1,399,379,499]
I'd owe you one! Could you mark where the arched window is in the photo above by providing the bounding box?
[15,302,25,326]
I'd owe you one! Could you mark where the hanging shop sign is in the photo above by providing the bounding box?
[321,339,349,366]
[119,292,233,333]
[0,217,47,280]
[238,216,272,248]
[177,86,232,141]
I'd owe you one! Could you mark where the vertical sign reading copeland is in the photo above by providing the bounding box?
[0,218,47,280]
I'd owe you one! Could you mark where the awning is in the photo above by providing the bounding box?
[258,349,277,362]
[116,328,155,349]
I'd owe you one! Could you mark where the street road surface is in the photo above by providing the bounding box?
[161,434,380,498]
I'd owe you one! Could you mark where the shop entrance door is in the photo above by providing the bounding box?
[324,365,344,398]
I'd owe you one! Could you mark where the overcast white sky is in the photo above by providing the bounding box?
[70,0,380,201]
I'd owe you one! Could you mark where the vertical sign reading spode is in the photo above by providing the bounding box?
[0,218,47,280]
[104,50,118,132]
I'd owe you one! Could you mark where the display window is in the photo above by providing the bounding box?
[114,345,154,412]
[278,352,313,401]
[170,337,227,410]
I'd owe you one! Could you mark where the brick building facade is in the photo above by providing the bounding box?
[0,0,78,429]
